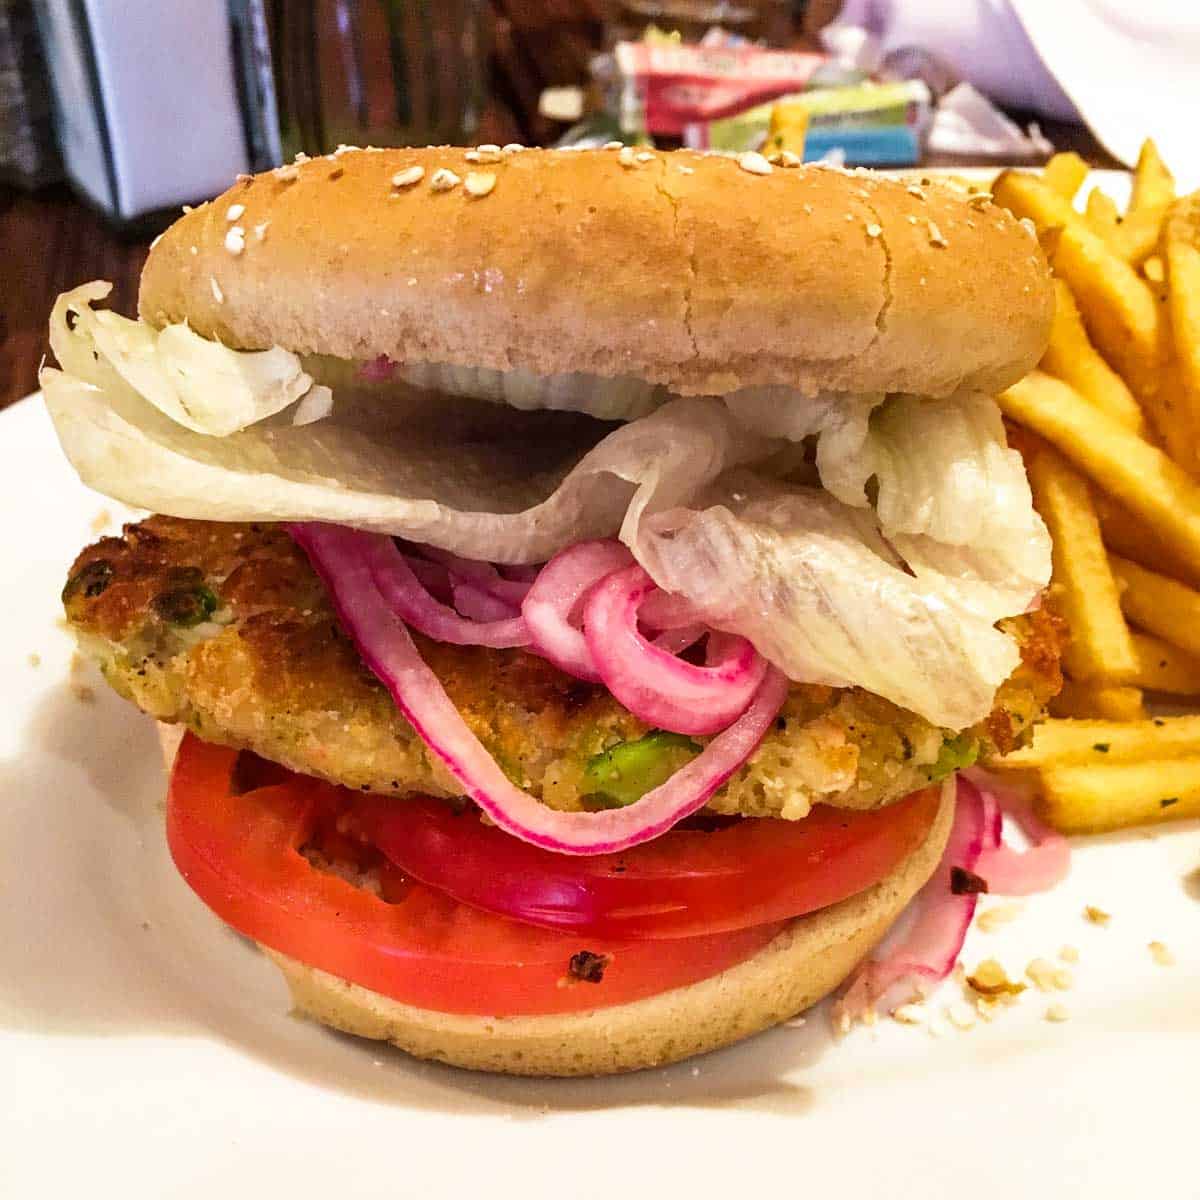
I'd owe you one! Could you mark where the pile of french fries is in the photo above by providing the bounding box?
[984,142,1200,835]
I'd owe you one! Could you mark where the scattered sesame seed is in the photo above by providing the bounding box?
[635,150,655,163]
[906,214,918,224]
[779,150,802,167]
[892,1003,925,1025]
[1059,944,1080,964]
[802,203,813,214]
[765,151,781,164]
[618,146,636,168]
[224,227,245,255]
[464,171,496,198]
[464,149,480,162]
[676,165,694,175]
[429,168,461,192]
[273,164,298,182]
[473,144,503,163]
[407,277,417,286]
[737,150,772,176]
[189,246,198,256]
[919,276,927,286]
[602,140,624,150]
[1045,1003,1070,1023]
[977,902,1023,932]
[502,143,524,154]
[783,1015,807,1028]
[965,219,975,228]
[181,204,193,214]
[906,183,925,199]
[210,276,224,304]
[334,143,359,155]
[866,222,882,238]
[225,203,245,222]
[1019,216,1038,237]
[927,219,948,247]
[967,191,993,207]
[845,213,854,222]
[253,220,270,241]
[293,151,310,164]
[391,165,425,188]
[236,173,253,183]
[1084,905,1111,926]
[149,233,163,251]
[1149,940,1175,966]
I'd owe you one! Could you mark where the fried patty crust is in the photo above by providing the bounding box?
[63,517,1061,819]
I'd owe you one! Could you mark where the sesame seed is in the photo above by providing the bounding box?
[602,140,624,150]
[253,220,270,241]
[927,220,948,247]
[618,146,636,168]
[210,276,224,304]
[391,165,425,188]
[293,151,310,164]
[676,165,694,175]
[224,227,245,255]
[473,144,503,163]
[464,149,480,162]
[906,183,925,199]
[737,150,772,176]
[225,203,245,222]
[919,276,927,286]
[407,277,417,286]
[236,173,253,183]
[779,150,802,167]
[430,168,461,192]
[189,246,198,256]
[802,203,813,215]
[866,223,882,238]
[635,150,655,163]
[845,213,854,222]
[149,233,163,251]
[464,171,496,198]
[334,143,360,155]
[967,191,993,207]
[765,151,781,164]
[274,164,298,182]
[906,214,918,224]
[1045,1003,1070,1023]
[1149,940,1175,966]
[502,143,524,154]
[181,204,193,213]
[1019,216,1038,238]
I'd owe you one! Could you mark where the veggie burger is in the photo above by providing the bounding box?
[43,146,1059,1076]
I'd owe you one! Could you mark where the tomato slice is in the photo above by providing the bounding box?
[166,735,783,1017]
[354,788,940,940]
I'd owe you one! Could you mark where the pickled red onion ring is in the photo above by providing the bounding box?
[418,545,531,606]
[290,522,788,855]
[965,768,1071,896]
[521,539,634,682]
[367,536,529,648]
[833,776,987,1024]
[583,563,768,736]
[451,580,519,623]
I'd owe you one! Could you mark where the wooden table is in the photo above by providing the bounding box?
[0,81,1114,412]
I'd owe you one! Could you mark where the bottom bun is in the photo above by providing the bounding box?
[157,723,952,1076]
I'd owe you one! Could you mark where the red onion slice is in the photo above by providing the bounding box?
[583,564,768,736]
[290,522,787,855]
[521,539,634,682]
[833,776,988,1024]
[451,580,519,623]
[965,768,1071,896]
[368,536,529,649]
[418,545,532,606]
[357,354,397,382]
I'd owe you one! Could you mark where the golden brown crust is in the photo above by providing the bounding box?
[261,784,953,1076]
[139,148,1052,398]
[67,517,1061,816]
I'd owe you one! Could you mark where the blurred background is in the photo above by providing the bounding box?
[3,0,1198,406]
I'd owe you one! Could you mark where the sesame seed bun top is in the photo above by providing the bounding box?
[139,146,1053,399]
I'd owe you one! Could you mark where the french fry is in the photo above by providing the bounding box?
[1043,224,1165,405]
[999,373,1200,580]
[1143,254,1165,285]
[1041,151,1089,202]
[1049,679,1146,722]
[1040,279,1145,433]
[996,714,1200,768]
[1110,208,1167,266]
[1129,138,1175,215]
[1085,187,1120,240]
[1110,554,1200,657]
[1039,757,1200,833]
[1027,449,1137,681]
[1164,194,1200,462]
[1130,632,1200,695]
[1092,488,1194,580]
[992,169,1084,234]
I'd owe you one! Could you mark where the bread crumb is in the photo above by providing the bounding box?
[1084,905,1111,926]
[90,508,112,533]
[945,1001,977,1030]
[69,651,84,675]
[70,683,95,704]
[1059,944,1080,963]
[892,1003,925,1025]
[1045,1003,1070,1023]
[1149,940,1175,966]
[1025,957,1058,993]
[977,902,1023,932]
[27,653,40,668]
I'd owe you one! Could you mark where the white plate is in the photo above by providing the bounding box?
[4,238,1197,1196]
